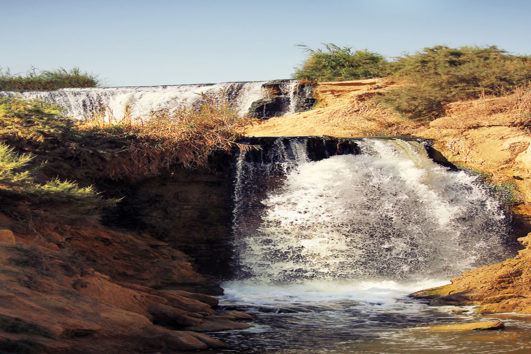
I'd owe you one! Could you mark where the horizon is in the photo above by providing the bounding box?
[3,0,531,87]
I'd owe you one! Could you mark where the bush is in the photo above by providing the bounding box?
[0,97,72,143]
[0,143,115,216]
[381,45,531,120]
[0,67,98,90]
[0,97,117,218]
[293,43,389,81]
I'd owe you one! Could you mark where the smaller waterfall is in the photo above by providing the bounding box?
[0,80,313,121]
[285,81,299,114]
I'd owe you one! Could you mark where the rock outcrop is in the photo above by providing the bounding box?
[412,233,531,313]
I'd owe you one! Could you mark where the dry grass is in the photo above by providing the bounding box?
[81,94,251,174]
[244,80,419,138]
[443,85,531,130]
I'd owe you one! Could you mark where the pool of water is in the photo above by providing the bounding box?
[210,280,531,353]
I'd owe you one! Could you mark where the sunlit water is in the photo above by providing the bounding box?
[210,138,527,353]
[212,281,531,353]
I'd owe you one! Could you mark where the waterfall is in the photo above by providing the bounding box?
[0,80,310,121]
[231,138,513,283]
[218,137,524,353]
[284,81,299,114]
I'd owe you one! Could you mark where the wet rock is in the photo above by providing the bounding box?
[186,318,252,332]
[248,81,316,119]
[249,97,291,119]
[147,303,204,328]
[412,232,531,314]
[428,321,505,331]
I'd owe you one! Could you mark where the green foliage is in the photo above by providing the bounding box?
[293,43,389,81]
[0,97,72,143]
[0,142,115,216]
[0,67,98,90]
[491,181,520,206]
[0,144,34,186]
[0,99,116,217]
[381,45,531,120]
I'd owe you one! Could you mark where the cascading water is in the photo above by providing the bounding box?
[232,138,511,283]
[214,137,528,353]
[0,80,312,121]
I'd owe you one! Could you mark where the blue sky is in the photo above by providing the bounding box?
[2,0,530,86]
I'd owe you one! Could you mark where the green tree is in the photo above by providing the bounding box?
[382,45,531,120]
[293,43,389,81]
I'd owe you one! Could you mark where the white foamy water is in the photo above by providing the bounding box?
[222,279,449,306]
[232,138,512,284]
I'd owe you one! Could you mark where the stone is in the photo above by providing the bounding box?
[248,97,291,119]
[0,229,15,244]
[428,321,505,331]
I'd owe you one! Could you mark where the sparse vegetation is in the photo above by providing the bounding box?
[293,43,389,81]
[381,45,531,120]
[0,67,98,90]
[292,44,530,121]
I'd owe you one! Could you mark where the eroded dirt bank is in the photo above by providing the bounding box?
[0,214,251,353]
[245,79,531,314]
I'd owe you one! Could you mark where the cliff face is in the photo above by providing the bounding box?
[245,79,531,314]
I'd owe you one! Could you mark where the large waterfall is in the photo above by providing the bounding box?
[215,137,522,352]
[0,80,314,120]
[231,137,512,283]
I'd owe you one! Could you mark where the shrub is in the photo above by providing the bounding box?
[0,97,71,143]
[0,143,115,216]
[0,97,116,218]
[293,43,389,81]
[0,67,98,90]
[381,45,531,120]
